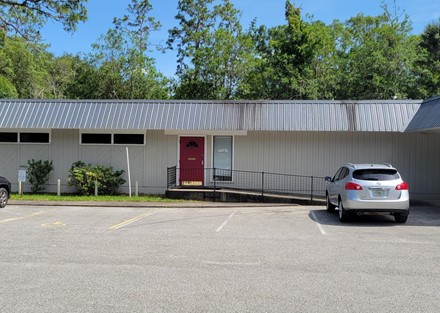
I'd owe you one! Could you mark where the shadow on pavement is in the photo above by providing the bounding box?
[309,206,440,227]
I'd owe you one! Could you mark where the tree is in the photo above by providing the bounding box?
[64,55,101,99]
[90,0,168,99]
[168,0,252,99]
[0,36,50,98]
[416,19,440,98]
[168,0,216,99]
[207,0,254,99]
[240,1,317,100]
[333,3,418,99]
[0,74,17,97]
[0,0,88,42]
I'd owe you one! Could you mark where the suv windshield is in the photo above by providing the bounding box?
[353,169,399,181]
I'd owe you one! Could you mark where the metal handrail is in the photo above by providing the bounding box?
[167,167,326,200]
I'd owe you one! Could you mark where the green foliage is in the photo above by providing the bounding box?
[1,0,439,100]
[333,4,418,100]
[0,0,88,42]
[168,0,253,99]
[0,74,18,98]
[27,159,54,193]
[89,0,169,99]
[416,19,440,98]
[68,161,126,196]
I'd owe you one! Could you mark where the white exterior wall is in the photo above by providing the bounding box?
[1,130,177,194]
[1,129,440,200]
[235,131,440,200]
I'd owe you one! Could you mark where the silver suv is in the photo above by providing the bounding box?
[325,163,409,223]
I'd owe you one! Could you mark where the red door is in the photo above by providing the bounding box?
[179,137,204,186]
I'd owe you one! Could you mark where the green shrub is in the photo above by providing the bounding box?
[27,159,54,193]
[68,161,125,195]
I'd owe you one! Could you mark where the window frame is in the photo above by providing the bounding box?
[79,131,146,146]
[0,130,51,144]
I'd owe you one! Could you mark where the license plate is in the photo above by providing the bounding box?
[372,189,387,197]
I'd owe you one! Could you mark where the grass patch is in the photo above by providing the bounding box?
[11,193,186,203]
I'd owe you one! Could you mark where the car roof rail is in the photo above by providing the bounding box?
[381,163,393,168]
[345,163,356,168]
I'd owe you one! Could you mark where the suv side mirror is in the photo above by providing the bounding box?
[325,176,333,182]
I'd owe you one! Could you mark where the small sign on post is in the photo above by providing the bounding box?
[18,168,26,183]
[18,167,26,195]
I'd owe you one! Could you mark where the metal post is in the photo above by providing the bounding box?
[213,168,217,201]
[57,179,61,196]
[310,176,314,202]
[126,147,132,197]
[95,180,98,196]
[135,181,139,197]
[261,172,265,199]
[213,168,217,190]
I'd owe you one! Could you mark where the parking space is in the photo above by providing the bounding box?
[1,204,440,313]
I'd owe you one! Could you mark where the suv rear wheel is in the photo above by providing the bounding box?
[0,187,9,208]
[394,213,408,223]
[338,199,348,222]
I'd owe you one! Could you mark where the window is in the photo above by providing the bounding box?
[81,133,112,144]
[114,134,144,145]
[0,132,18,143]
[338,167,349,180]
[81,133,145,145]
[353,169,399,181]
[20,132,50,143]
[213,136,232,181]
[333,168,343,181]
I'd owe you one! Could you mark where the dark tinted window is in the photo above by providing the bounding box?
[20,133,50,143]
[333,168,343,181]
[353,169,399,181]
[114,134,144,145]
[81,133,111,144]
[339,168,349,180]
[0,132,18,142]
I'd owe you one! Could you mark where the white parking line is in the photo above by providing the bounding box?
[310,211,327,235]
[0,212,43,224]
[216,210,237,232]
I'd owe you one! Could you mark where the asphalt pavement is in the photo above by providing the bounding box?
[1,203,439,313]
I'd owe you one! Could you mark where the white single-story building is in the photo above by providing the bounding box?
[1,97,440,200]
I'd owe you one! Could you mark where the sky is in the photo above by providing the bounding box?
[41,0,440,78]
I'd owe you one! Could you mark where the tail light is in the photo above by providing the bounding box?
[345,182,363,190]
[395,182,409,190]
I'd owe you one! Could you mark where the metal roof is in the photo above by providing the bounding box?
[0,99,422,132]
[405,96,440,132]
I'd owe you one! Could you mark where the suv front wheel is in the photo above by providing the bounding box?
[326,194,336,212]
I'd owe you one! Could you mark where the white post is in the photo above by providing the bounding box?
[19,181,22,195]
[135,181,138,197]
[126,147,132,197]
[57,179,61,196]
[95,180,98,196]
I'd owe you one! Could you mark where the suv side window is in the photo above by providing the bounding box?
[339,167,349,180]
[333,168,343,181]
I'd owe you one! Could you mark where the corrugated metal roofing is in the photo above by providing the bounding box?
[0,99,422,132]
[405,96,440,132]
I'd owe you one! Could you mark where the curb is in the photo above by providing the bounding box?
[8,200,297,209]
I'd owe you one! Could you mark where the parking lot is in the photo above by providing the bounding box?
[1,203,440,313]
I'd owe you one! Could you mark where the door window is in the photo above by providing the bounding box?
[213,136,232,181]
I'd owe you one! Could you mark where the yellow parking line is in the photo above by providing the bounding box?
[0,212,43,224]
[108,211,157,230]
